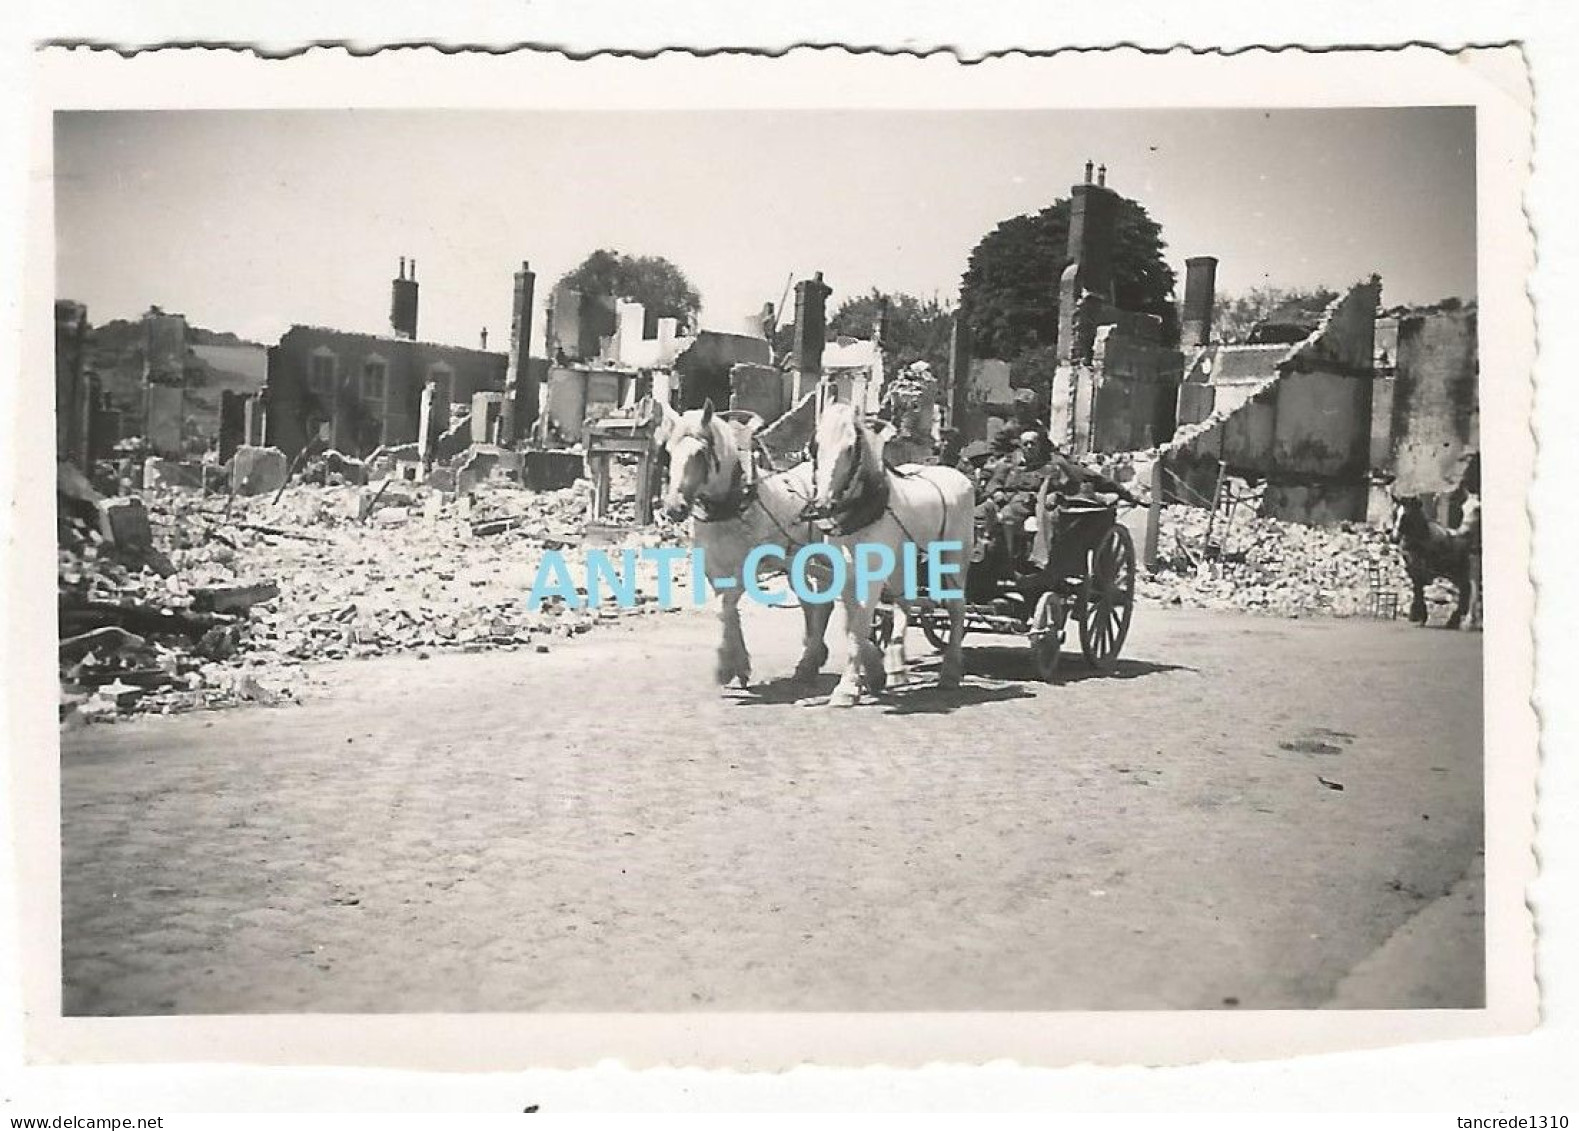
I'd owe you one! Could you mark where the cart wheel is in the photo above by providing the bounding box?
[1030,592,1065,683]
[1078,523,1136,672]
[919,610,951,652]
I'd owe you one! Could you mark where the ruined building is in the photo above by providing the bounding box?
[536,280,770,444]
[945,161,1477,526]
[264,259,510,461]
[1047,165,1185,455]
[1166,278,1382,525]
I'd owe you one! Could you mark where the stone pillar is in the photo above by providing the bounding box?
[417,380,437,465]
[946,311,971,435]
[793,272,832,379]
[219,389,247,463]
[55,300,88,470]
[500,259,537,446]
[79,372,100,469]
[1181,256,1219,349]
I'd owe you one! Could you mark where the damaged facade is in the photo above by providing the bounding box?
[1165,279,1382,525]
[264,260,510,461]
[1048,168,1185,456]
[944,162,1477,528]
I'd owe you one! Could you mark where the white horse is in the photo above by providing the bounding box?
[653,398,835,688]
[804,399,974,708]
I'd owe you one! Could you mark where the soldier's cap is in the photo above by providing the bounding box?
[959,440,993,462]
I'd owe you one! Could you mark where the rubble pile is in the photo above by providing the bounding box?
[1138,503,1446,618]
[58,463,686,725]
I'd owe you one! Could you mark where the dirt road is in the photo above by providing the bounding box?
[60,600,1484,1014]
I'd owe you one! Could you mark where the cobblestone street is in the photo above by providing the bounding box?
[60,601,1484,1014]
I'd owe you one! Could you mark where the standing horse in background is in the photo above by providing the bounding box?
[803,400,974,707]
[1389,495,1479,629]
[653,398,834,688]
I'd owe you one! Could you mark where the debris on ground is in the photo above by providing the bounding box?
[1138,503,1457,619]
[57,456,686,725]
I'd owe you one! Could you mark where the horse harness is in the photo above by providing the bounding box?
[687,431,817,549]
[810,425,953,545]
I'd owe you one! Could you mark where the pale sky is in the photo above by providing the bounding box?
[54,108,1476,349]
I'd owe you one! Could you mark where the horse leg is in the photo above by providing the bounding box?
[1408,571,1429,625]
[829,590,885,708]
[793,593,833,683]
[937,538,968,688]
[1449,558,1480,630]
[715,589,751,688]
[939,595,966,688]
[883,593,912,686]
[1469,555,1484,629]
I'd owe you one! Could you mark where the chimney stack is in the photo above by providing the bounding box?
[793,271,833,378]
[500,259,537,445]
[390,256,419,340]
[1056,165,1121,364]
[480,327,489,350]
[1181,256,1219,348]
[1066,173,1119,303]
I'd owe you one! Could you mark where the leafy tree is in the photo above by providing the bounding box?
[1214,285,1339,344]
[960,194,1178,360]
[557,249,702,327]
[827,288,955,377]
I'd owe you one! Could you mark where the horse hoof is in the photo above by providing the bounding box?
[828,687,860,708]
[735,673,751,689]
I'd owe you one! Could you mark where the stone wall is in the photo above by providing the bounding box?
[959,357,1016,442]
[1085,329,1183,452]
[729,363,786,422]
[56,300,89,469]
[1390,309,1478,495]
[265,326,507,460]
[1159,280,1381,526]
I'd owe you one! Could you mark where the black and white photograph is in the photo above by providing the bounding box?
[16,45,1540,1071]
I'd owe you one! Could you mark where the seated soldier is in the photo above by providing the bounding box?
[985,430,1053,563]
[970,430,1022,561]
[1028,449,1142,570]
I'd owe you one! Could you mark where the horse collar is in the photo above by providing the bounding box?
[819,461,891,535]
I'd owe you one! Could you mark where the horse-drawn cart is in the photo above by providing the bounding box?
[878,495,1138,682]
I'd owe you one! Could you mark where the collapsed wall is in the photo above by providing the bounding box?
[1162,279,1380,526]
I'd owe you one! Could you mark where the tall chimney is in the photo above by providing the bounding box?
[1057,170,1121,363]
[793,271,833,378]
[390,256,419,340]
[1181,256,1219,348]
[500,259,537,445]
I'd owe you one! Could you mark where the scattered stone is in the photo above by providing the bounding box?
[230,445,290,497]
[1139,503,1422,620]
[190,582,280,615]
